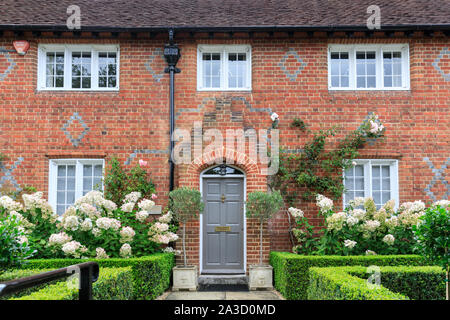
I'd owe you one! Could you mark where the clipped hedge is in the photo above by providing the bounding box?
[307,266,408,300]
[0,269,53,300]
[270,252,429,300]
[10,267,133,300]
[346,266,446,300]
[6,253,174,300]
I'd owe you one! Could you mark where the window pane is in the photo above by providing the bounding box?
[72,51,91,89]
[67,165,75,176]
[372,178,380,190]
[57,178,65,190]
[83,165,92,177]
[356,51,376,88]
[355,177,364,190]
[57,165,66,177]
[83,177,92,191]
[66,177,75,190]
[354,165,364,176]
[228,52,246,88]
[202,52,221,88]
[330,52,349,87]
[94,165,103,176]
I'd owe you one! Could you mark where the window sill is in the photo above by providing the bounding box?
[328,87,410,92]
[197,88,252,92]
[36,88,120,92]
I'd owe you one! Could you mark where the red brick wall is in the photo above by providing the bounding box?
[0,32,449,265]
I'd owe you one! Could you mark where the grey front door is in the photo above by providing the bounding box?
[202,178,244,273]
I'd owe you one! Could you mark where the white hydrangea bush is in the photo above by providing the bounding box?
[47,190,178,259]
[290,193,438,255]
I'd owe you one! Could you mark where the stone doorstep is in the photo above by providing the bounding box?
[198,274,248,286]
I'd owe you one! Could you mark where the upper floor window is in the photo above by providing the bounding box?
[48,159,104,214]
[343,159,399,209]
[197,45,251,91]
[38,45,119,91]
[328,44,409,90]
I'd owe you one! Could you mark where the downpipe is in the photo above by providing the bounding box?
[164,29,181,192]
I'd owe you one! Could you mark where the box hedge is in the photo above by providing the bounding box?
[269,251,429,300]
[345,266,446,300]
[10,267,133,300]
[3,253,174,300]
[307,266,409,300]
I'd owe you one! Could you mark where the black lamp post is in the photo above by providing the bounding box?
[164,29,181,192]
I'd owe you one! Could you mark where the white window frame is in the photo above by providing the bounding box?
[343,159,399,209]
[48,158,105,214]
[197,44,252,91]
[328,44,410,90]
[37,44,120,91]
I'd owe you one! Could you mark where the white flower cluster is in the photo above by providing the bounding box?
[0,195,23,212]
[96,217,121,231]
[326,212,346,231]
[397,201,425,226]
[288,207,304,219]
[10,211,34,230]
[121,202,135,213]
[48,232,72,246]
[136,210,149,222]
[95,247,109,259]
[138,199,155,212]
[433,200,450,208]
[158,211,173,224]
[148,218,178,244]
[120,226,135,243]
[62,241,87,258]
[163,247,181,255]
[124,192,141,204]
[316,194,333,213]
[120,243,132,258]
[344,239,357,249]
[362,220,381,233]
[22,192,56,221]
[382,234,395,245]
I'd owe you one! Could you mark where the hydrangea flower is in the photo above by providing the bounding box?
[123,192,141,204]
[382,234,395,245]
[316,194,333,212]
[288,207,304,218]
[344,239,357,249]
[138,199,155,212]
[120,226,135,242]
[121,202,135,213]
[95,247,109,259]
[120,243,132,258]
[136,210,149,222]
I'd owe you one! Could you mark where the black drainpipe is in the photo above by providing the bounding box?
[163,29,181,192]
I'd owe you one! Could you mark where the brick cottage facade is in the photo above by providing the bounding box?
[0,1,449,272]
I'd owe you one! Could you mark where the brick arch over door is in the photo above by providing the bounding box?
[175,147,270,270]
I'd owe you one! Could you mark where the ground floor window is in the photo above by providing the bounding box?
[343,159,399,209]
[48,159,104,214]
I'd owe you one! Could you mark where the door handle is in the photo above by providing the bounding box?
[221,194,226,203]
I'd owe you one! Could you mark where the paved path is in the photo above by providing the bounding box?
[159,291,284,300]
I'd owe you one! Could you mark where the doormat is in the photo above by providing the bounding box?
[198,284,249,292]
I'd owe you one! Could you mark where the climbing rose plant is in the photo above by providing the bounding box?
[272,113,385,204]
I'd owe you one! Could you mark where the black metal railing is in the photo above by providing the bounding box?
[0,262,99,300]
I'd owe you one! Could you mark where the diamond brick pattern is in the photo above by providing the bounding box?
[432,47,450,82]
[61,112,90,147]
[278,49,306,82]
[0,48,16,82]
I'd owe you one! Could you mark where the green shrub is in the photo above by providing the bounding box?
[307,266,445,300]
[103,157,156,205]
[0,214,36,268]
[10,267,133,300]
[307,267,408,300]
[346,266,446,300]
[270,251,429,300]
[0,269,53,300]
[17,253,174,299]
